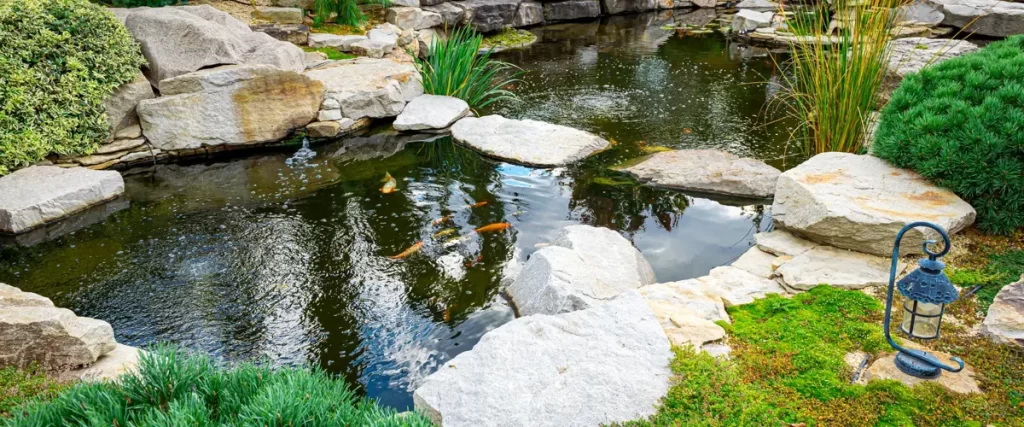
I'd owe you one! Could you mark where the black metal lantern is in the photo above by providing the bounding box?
[882,222,965,379]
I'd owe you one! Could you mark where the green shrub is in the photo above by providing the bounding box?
[418,26,520,110]
[0,0,145,175]
[873,36,1024,234]
[5,345,433,426]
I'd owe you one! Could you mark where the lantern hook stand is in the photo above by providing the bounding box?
[882,222,966,378]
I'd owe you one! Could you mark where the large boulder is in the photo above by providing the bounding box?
[924,0,1024,37]
[732,9,774,32]
[507,225,656,315]
[981,275,1024,346]
[424,3,467,28]
[621,149,781,200]
[394,95,470,131]
[772,153,975,256]
[102,72,155,140]
[304,58,423,121]
[0,284,117,371]
[451,115,609,166]
[543,0,601,22]
[386,7,444,30]
[124,5,304,90]
[138,65,324,151]
[0,167,124,235]
[512,1,545,27]
[413,291,672,427]
[601,0,659,15]
[899,0,945,25]
[452,0,522,32]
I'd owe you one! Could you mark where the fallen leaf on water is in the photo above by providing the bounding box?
[389,241,423,260]
[381,172,397,194]
[475,222,511,233]
[432,228,457,239]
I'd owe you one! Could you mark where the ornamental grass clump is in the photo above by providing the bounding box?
[0,0,146,175]
[776,0,902,154]
[5,345,433,426]
[873,36,1024,235]
[418,26,521,110]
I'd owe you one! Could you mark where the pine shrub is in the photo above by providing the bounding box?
[0,0,146,175]
[873,36,1024,235]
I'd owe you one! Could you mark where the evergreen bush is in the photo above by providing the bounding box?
[873,36,1024,234]
[0,0,145,175]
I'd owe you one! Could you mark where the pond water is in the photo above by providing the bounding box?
[0,12,796,410]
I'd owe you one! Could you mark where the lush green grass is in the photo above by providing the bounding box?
[0,366,69,418]
[417,26,521,110]
[302,46,356,61]
[625,286,1024,426]
[4,346,432,426]
[950,249,1024,312]
[874,35,1024,235]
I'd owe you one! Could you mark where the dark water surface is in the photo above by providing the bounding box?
[0,12,794,410]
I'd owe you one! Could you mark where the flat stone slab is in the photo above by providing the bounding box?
[925,0,1024,37]
[772,153,976,256]
[451,115,610,167]
[621,150,780,199]
[775,245,897,291]
[507,225,656,315]
[887,37,979,80]
[307,33,366,49]
[754,229,818,257]
[640,281,729,349]
[730,246,779,279]
[413,291,672,427]
[394,95,470,131]
[58,344,142,382]
[692,266,789,306]
[858,343,981,394]
[0,166,124,235]
[305,58,422,121]
[981,274,1024,346]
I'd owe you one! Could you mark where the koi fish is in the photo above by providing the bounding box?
[389,241,423,259]
[432,214,453,225]
[475,222,511,233]
[467,201,488,209]
[464,254,484,268]
[381,172,397,194]
[682,128,692,134]
[432,228,457,239]
[443,235,470,248]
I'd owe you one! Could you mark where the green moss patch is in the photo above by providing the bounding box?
[0,365,70,418]
[481,28,537,50]
[302,46,356,60]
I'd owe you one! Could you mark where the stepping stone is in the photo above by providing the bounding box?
[451,115,610,167]
[393,95,470,131]
[413,291,672,427]
[857,342,980,394]
[0,166,124,234]
[690,266,789,306]
[620,149,781,200]
[772,153,975,257]
[754,229,818,257]
[980,274,1024,346]
[507,225,656,315]
[640,281,730,349]
[774,245,898,291]
[307,33,366,50]
[730,246,779,279]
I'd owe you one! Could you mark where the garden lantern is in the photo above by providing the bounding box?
[882,222,965,379]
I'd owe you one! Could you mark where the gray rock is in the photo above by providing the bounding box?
[417,28,441,56]
[351,28,399,58]
[125,5,304,90]
[413,291,672,427]
[512,1,545,27]
[394,95,470,131]
[273,0,316,9]
[451,115,609,167]
[60,344,142,382]
[886,37,978,80]
[899,0,945,25]
[772,153,976,257]
[393,0,421,5]
[692,0,716,7]
[0,284,117,371]
[621,149,781,199]
[453,0,521,32]
[103,72,155,140]
[695,265,788,306]
[308,33,367,49]
[252,7,304,24]
[775,245,897,291]
[386,7,444,30]
[138,65,324,151]
[925,0,1024,37]
[602,0,659,15]
[424,3,467,27]
[305,58,423,121]
[980,275,1024,346]
[0,167,124,235]
[736,0,778,8]
[508,225,656,315]
[732,9,773,32]
[95,138,147,155]
[251,23,310,45]
[639,281,729,348]
[114,124,143,140]
[754,229,818,257]
[729,246,779,279]
[543,0,601,22]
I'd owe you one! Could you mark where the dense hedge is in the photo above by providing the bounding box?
[873,36,1024,234]
[0,0,145,175]
[5,346,433,426]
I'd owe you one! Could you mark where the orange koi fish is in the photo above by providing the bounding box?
[390,241,423,260]
[464,254,485,268]
[467,201,488,209]
[474,222,511,233]
[381,172,397,194]
[432,214,453,225]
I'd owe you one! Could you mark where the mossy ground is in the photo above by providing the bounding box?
[302,46,356,60]
[0,366,69,418]
[624,285,1024,427]
[481,28,537,49]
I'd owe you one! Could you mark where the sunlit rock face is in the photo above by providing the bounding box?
[621,149,781,200]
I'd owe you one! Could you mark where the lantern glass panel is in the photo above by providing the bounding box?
[901,300,943,339]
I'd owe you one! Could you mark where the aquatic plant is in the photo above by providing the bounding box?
[0,0,146,175]
[5,345,433,426]
[312,0,390,26]
[873,35,1024,235]
[417,26,521,110]
[775,0,902,155]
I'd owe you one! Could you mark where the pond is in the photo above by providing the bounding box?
[0,12,797,410]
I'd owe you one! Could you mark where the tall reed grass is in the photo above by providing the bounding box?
[775,0,905,154]
[417,27,521,110]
